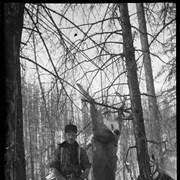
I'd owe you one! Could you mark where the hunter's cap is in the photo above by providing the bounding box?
[65,124,77,134]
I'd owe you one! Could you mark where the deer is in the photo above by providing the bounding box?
[77,84,125,180]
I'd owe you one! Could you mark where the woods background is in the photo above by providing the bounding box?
[4,3,176,180]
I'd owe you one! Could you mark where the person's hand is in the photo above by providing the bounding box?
[51,168,67,180]
[79,168,90,180]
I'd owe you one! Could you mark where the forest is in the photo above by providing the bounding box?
[4,3,176,180]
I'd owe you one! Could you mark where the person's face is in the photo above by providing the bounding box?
[65,132,77,144]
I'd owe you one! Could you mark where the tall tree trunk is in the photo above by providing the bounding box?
[29,121,35,180]
[4,3,26,180]
[118,3,151,179]
[136,3,163,161]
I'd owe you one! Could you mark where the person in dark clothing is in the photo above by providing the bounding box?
[49,124,91,180]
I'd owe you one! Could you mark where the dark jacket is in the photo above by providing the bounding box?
[49,141,91,178]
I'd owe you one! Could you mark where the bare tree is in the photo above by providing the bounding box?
[119,3,151,179]
[4,3,26,180]
[136,2,163,162]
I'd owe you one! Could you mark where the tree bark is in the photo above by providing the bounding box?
[4,3,26,180]
[136,3,163,160]
[28,120,35,180]
[119,3,151,179]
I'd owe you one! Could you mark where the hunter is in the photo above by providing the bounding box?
[49,124,91,180]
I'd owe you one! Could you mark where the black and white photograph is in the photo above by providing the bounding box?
[4,3,176,180]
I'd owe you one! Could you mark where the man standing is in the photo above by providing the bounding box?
[49,124,91,180]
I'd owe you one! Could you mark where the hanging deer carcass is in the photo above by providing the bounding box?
[77,84,124,180]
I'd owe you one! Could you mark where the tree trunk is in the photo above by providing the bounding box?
[29,121,35,180]
[136,3,163,160]
[4,3,26,180]
[118,3,151,179]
